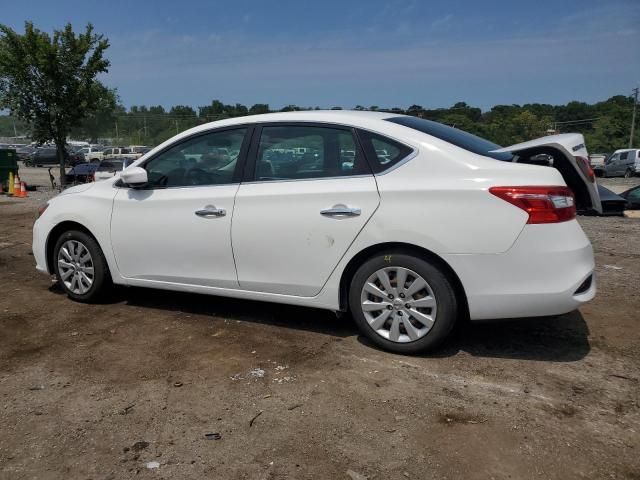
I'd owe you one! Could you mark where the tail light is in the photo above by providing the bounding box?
[489,186,576,224]
[575,156,595,183]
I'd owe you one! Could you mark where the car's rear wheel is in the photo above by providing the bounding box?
[348,252,458,354]
[53,230,111,302]
[624,169,633,178]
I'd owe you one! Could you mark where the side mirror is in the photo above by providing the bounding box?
[121,166,148,188]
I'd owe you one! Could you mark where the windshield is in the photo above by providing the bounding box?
[386,116,513,161]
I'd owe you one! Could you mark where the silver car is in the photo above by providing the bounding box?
[604,149,640,178]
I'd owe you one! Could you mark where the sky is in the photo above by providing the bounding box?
[2,0,640,110]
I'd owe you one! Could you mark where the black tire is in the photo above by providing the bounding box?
[348,251,458,354]
[53,230,111,302]
[624,169,632,179]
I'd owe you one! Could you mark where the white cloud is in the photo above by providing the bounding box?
[431,14,453,30]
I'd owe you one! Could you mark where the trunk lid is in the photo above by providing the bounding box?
[491,133,602,214]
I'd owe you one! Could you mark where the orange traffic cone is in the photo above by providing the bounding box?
[19,181,28,198]
[13,175,21,197]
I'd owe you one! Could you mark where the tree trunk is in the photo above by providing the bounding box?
[56,141,66,190]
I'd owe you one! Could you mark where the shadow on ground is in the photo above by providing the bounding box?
[358,310,591,362]
[122,285,357,338]
[49,284,591,362]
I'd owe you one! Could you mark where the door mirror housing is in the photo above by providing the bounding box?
[121,166,148,188]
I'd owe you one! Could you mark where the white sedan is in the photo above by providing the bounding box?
[32,111,597,353]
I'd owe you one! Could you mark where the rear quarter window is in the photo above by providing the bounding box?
[356,129,413,173]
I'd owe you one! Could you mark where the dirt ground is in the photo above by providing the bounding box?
[1,175,639,480]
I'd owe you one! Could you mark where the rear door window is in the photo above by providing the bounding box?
[252,125,370,181]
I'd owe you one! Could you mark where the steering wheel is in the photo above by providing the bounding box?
[184,168,212,186]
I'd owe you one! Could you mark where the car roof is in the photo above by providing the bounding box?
[145,111,402,155]
[186,110,395,132]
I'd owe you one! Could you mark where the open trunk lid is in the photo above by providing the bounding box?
[491,133,602,214]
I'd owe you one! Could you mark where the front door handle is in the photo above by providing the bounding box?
[195,205,226,218]
[320,205,361,218]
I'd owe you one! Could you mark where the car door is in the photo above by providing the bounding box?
[232,123,380,297]
[618,151,629,175]
[110,126,250,288]
[605,153,618,177]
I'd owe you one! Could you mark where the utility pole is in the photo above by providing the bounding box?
[144,115,148,142]
[175,119,179,135]
[630,87,639,149]
[12,118,17,138]
[115,121,119,144]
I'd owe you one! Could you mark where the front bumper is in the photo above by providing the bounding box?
[444,220,596,320]
[32,218,50,274]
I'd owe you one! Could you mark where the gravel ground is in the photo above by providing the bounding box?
[0,178,639,480]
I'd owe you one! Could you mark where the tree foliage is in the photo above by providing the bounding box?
[0,22,112,178]
[0,55,637,154]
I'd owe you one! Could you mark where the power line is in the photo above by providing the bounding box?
[553,118,600,125]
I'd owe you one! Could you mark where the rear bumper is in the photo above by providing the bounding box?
[444,220,595,320]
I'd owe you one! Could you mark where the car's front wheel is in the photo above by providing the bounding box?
[348,252,458,354]
[53,230,111,302]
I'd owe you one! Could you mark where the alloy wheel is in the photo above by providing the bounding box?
[360,266,437,343]
[57,240,95,295]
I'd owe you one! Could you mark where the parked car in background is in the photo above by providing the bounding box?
[63,162,99,186]
[103,147,145,160]
[93,158,135,181]
[589,153,607,177]
[619,185,640,210]
[15,145,37,162]
[129,145,150,156]
[603,149,640,178]
[597,185,627,216]
[67,141,90,151]
[77,146,104,162]
[25,147,82,167]
[33,111,597,354]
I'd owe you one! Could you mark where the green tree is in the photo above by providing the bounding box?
[406,104,423,115]
[199,99,225,117]
[0,22,110,181]
[70,85,117,142]
[169,105,197,116]
[249,103,270,115]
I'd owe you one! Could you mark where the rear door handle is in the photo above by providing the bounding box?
[320,205,361,218]
[195,205,226,218]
